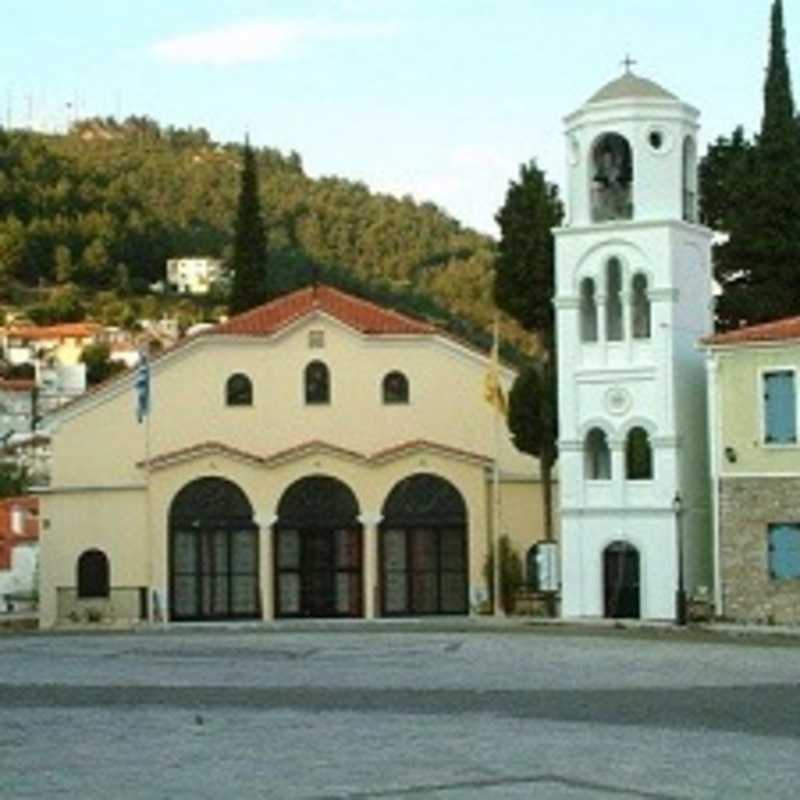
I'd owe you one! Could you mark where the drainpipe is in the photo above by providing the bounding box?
[705,351,723,617]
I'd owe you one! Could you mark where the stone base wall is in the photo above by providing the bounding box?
[720,477,800,624]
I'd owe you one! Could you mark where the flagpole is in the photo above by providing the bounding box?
[145,386,153,623]
[136,350,155,624]
[491,318,504,617]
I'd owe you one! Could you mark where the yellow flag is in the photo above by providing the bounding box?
[484,320,507,416]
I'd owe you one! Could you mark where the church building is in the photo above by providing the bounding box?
[554,70,714,620]
[37,286,543,626]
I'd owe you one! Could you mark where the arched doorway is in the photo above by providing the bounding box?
[274,476,362,618]
[603,540,640,619]
[169,477,259,621]
[380,473,468,616]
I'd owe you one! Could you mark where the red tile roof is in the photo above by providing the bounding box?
[703,316,800,346]
[371,440,493,465]
[138,439,493,473]
[210,285,437,337]
[4,323,102,340]
[0,379,35,393]
[138,441,265,472]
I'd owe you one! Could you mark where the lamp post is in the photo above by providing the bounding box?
[672,491,688,626]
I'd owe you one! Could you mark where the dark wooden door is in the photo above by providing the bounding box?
[603,541,640,619]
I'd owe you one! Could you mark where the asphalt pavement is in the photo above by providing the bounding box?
[1,625,799,799]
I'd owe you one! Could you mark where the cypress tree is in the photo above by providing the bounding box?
[229,140,269,315]
[493,159,563,544]
[762,0,795,151]
[493,160,563,353]
[711,0,800,328]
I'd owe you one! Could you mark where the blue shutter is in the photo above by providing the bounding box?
[764,371,797,444]
[769,525,800,579]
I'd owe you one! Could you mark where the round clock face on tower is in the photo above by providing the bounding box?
[605,386,633,416]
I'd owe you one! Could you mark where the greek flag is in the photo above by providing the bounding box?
[135,352,150,423]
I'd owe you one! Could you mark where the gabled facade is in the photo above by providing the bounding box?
[555,71,714,620]
[38,286,545,627]
[704,317,800,623]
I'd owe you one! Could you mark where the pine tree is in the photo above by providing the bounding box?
[229,140,269,315]
[710,0,800,328]
[493,159,563,544]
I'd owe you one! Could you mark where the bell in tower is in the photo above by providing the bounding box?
[591,133,634,222]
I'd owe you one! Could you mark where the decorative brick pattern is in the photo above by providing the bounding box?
[720,477,800,624]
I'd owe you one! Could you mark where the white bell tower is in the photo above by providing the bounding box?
[554,69,713,621]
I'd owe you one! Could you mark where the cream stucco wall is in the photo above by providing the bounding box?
[39,489,147,626]
[711,343,800,475]
[50,316,535,487]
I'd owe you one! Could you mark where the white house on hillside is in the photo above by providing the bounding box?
[166,257,226,295]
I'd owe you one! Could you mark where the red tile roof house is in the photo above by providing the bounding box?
[0,496,39,612]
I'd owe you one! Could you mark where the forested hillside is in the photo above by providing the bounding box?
[0,117,509,345]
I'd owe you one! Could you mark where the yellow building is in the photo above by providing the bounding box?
[39,286,549,626]
[704,317,800,623]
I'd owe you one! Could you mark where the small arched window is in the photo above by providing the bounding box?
[225,373,253,406]
[383,371,409,404]
[580,278,598,342]
[606,258,623,341]
[625,427,653,480]
[682,136,698,223]
[631,274,651,339]
[585,428,612,480]
[305,360,330,405]
[77,549,110,598]
[591,133,634,222]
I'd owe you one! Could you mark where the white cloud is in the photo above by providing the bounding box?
[150,19,396,66]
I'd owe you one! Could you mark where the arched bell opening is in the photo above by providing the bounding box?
[591,133,634,222]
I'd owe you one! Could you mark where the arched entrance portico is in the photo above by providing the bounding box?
[380,473,468,616]
[603,540,640,619]
[274,476,363,618]
[169,477,260,621]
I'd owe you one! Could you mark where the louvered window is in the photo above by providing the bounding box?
[763,370,796,444]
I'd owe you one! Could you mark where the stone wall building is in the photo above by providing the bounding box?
[704,317,800,624]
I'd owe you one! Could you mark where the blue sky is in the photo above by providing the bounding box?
[0,1,785,233]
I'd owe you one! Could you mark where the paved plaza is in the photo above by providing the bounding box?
[1,624,799,799]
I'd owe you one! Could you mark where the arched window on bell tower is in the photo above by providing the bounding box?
[591,133,633,223]
[682,136,697,223]
[631,274,651,339]
[605,258,623,341]
[580,278,598,342]
[585,428,612,480]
